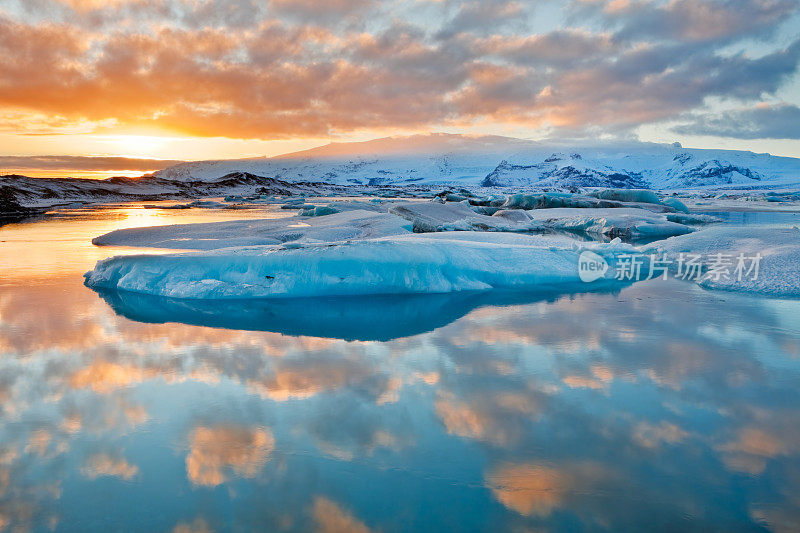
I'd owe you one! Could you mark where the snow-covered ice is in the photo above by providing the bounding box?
[388,201,542,232]
[92,209,412,250]
[509,207,696,239]
[83,186,799,301]
[84,232,636,299]
[646,226,800,297]
[388,201,696,239]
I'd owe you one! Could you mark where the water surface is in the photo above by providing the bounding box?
[1,205,799,531]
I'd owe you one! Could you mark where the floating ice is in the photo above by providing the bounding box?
[92,210,412,250]
[389,201,693,239]
[664,212,720,225]
[299,205,339,217]
[588,188,663,205]
[500,193,621,210]
[661,198,689,213]
[517,207,694,239]
[388,201,541,232]
[85,232,636,300]
[646,226,800,297]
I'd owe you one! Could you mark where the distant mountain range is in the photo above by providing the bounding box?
[155,133,800,189]
[2,134,800,210]
[0,173,330,209]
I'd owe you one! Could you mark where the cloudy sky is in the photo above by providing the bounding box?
[1,0,799,177]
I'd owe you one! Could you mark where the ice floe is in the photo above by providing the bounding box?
[389,201,695,239]
[647,226,800,297]
[85,232,636,299]
[84,188,797,301]
[92,210,412,250]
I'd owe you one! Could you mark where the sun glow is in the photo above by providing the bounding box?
[101,135,168,158]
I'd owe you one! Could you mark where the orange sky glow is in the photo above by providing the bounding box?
[1,0,798,178]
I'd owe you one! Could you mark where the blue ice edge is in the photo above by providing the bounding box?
[83,234,638,300]
[90,283,629,342]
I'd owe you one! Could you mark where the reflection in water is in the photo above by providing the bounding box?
[91,284,628,341]
[2,207,800,531]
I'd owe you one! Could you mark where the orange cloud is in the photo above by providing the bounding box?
[0,0,796,143]
[82,452,139,480]
[68,361,154,393]
[185,425,274,487]
[719,427,788,474]
[486,461,607,517]
[172,517,213,533]
[486,464,568,517]
[435,390,540,446]
[312,497,371,533]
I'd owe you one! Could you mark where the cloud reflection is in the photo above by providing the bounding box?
[1,270,800,529]
[185,426,274,487]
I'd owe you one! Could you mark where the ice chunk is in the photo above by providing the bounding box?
[500,207,693,239]
[646,226,800,297]
[501,193,622,210]
[664,213,720,225]
[299,205,340,217]
[389,201,693,239]
[588,188,662,205]
[388,201,542,232]
[92,210,412,250]
[84,232,636,300]
[325,200,387,212]
[661,198,689,213]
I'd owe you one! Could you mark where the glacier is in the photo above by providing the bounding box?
[151,134,800,190]
[5,135,800,218]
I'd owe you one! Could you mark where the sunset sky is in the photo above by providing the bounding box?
[1,0,799,178]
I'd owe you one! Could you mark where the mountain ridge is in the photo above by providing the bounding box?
[154,134,800,189]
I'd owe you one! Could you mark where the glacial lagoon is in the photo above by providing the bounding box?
[1,204,800,531]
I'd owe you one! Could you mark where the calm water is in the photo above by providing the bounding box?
[1,205,800,531]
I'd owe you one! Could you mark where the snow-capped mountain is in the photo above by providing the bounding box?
[154,134,800,190]
[4,134,800,211]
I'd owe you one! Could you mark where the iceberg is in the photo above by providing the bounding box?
[646,226,800,297]
[84,232,636,300]
[388,201,543,233]
[587,188,663,205]
[389,201,694,239]
[516,207,694,239]
[661,198,689,213]
[499,193,622,210]
[299,205,340,217]
[92,209,412,250]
